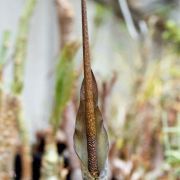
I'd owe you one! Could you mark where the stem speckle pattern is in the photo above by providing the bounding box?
[81,0,99,177]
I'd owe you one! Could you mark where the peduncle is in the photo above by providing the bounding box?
[81,0,91,79]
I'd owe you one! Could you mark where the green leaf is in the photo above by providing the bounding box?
[51,41,80,132]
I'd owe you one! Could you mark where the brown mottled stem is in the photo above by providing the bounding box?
[81,0,99,177]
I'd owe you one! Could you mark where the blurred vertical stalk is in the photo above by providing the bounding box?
[12,0,37,179]
[0,31,10,104]
[40,0,78,179]
[0,94,19,179]
[41,41,80,179]
[56,0,75,48]
[162,111,171,151]
[118,0,139,40]
[56,0,82,179]
[40,129,60,180]
[12,0,37,94]
[0,31,15,180]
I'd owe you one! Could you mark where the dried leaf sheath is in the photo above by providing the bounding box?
[74,0,109,178]
[74,72,109,179]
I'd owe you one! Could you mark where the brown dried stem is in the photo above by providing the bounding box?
[12,0,37,179]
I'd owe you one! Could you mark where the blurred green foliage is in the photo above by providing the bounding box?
[163,111,180,177]
[163,21,180,54]
[0,31,10,68]
[94,4,107,27]
[51,41,80,132]
[12,0,37,94]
